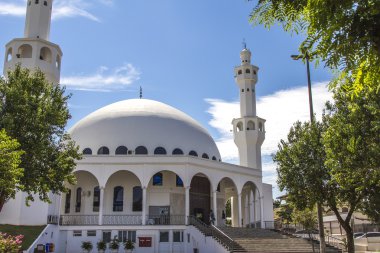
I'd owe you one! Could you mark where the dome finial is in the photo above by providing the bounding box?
[242,38,247,50]
[139,86,143,99]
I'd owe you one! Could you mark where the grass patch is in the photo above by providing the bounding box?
[0,224,45,250]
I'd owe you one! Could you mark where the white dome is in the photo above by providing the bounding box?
[70,99,220,159]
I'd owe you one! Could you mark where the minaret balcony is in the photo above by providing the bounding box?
[232,117,266,134]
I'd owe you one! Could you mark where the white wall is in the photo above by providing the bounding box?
[262,183,274,222]
[185,226,229,253]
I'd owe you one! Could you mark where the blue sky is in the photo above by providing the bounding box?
[0,0,333,197]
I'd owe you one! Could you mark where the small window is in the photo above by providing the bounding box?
[113,186,124,212]
[135,146,148,155]
[173,231,184,242]
[64,190,71,214]
[247,88,250,92]
[118,231,136,243]
[93,186,100,212]
[97,146,109,155]
[246,69,250,74]
[115,146,128,155]
[75,187,82,212]
[102,231,111,243]
[237,122,243,132]
[259,122,263,131]
[247,121,255,130]
[172,148,184,155]
[202,153,209,159]
[241,89,244,92]
[87,230,96,237]
[83,148,92,155]
[132,186,142,212]
[73,230,82,237]
[342,207,349,213]
[160,231,169,242]
[253,70,257,75]
[28,1,31,6]
[212,156,217,161]
[154,147,167,155]
[35,0,39,4]
[189,150,198,157]
[43,0,47,6]
[153,173,163,186]
[176,175,183,187]
[238,70,242,75]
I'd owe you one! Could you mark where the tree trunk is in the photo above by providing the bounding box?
[317,202,326,253]
[309,232,315,253]
[0,196,5,212]
[341,221,355,253]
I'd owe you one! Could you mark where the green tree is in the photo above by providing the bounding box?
[323,85,380,252]
[292,207,318,253]
[0,66,81,208]
[250,0,380,93]
[0,129,24,211]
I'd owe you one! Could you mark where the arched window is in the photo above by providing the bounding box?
[132,186,142,212]
[17,44,32,58]
[259,122,263,132]
[115,146,128,155]
[64,190,71,214]
[6,48,12,62]
[246,69,251,74]
[135,146,148,155]
[56,55,61,69]
[154,147,167,155]
[82,148,92,155]
[40,47,52,62]
[93,186,100,212]
[176,175,183,187]
[172,148,184,155]
[97,146,109,155]
[113,186,124,212]
[237,122,243,132]
[202,153,209,159]
[153,173,163,186]
[212,156,217,161]
[238,70,242,75]
[189,150,198,157]
[43,0,47,6]
[247,121,255,130]
[75,187,82,212]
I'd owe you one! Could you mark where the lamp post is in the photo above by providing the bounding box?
[291,53,326,253]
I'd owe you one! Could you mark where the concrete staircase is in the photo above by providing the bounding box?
[219,227,343,253]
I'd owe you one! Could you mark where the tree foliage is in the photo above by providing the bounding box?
[250,0,380,93]
[0,66,81,206]
[0,129,24,211]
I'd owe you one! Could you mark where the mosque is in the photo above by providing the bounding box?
[1,0,273,252]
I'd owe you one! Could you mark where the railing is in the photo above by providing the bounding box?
[295,232,346,251]
[47,215,59,225]
[189,216,212,236]
[247,220,262,228]
[103,215,142,225]
[146,215,185,225]
[59,215,98,226]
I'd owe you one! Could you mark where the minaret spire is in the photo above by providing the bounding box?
[3,0,62,84]
[232,44,265,169]
[139,86,143,99]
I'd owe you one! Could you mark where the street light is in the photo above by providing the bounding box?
[291,53,314,123]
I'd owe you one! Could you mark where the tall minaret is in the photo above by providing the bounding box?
[232,45,265,169]
[3,0,62,84]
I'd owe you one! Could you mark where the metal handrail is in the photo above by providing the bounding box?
[60,215,98,225]
[103,215,142,225]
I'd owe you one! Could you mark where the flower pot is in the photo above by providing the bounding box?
[98,250,105,253]
[111,250,119,253]
[125,250,133,253]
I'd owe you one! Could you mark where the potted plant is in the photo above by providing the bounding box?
[81,241,93,253]
[109,236,120,253]
[124,240,135,253]
[96,241,106,253]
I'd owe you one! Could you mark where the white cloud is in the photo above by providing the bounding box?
[0,0,112,21]
[206,82,332,193]
[61,63,141,91]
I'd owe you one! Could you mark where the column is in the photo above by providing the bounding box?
[238,193,242,227]
[185,186,190,225]
[260,196,264,228]
[142,186,147,225]
[213,190,218,226]
[98,186,104,225]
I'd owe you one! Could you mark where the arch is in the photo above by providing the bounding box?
[56,55,61,69]
[93,186,100,212]
[246,69,251,74]
[6,47,12,62]
[40,47,52,62]
[115,146,128,155]
[97,146,109,155]
[172,148,184,155]
[247,121,255,130]
[64,189,71,214]
[176,175,184,187]
[152,172,163,186]
[135,146,148,155]
[190,173,212,224]
[82,148,92,155]
[104,170,142,189]
[238,70,242,75]
[189,150,198,157]
[202,153,209,159]
[236,121,243,132]
[259,122,263,132]
[212,156,217,161]
[75,187,82,212]
[17,44,32,58]
[132,186,142,211]
[113,186,124,212]
[154,147,167,155]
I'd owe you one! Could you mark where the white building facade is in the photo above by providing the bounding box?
[1,1,273,252]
